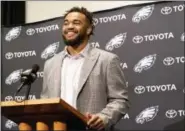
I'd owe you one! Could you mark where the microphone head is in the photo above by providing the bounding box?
[32,64,40,74]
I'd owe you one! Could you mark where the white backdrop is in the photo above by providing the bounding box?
[26,1,155,23]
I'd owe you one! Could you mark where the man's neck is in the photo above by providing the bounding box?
[66,39,88,56]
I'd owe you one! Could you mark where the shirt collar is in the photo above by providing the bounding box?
[64,44,89,58]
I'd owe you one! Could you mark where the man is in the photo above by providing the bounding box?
[40,7,129,131]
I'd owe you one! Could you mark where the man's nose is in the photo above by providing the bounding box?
[67,23,74,29]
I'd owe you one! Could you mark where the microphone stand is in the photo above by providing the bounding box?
[25,83,31,100]
[13,65,39,103]
[14,76,33,103]
[14,83,32,103]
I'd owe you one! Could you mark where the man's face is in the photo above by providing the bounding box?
[62,12,89,46]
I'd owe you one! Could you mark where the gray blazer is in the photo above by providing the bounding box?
[40,45,129,130]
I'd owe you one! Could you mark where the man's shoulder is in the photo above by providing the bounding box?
[44,51,64,66]
[93,47,118,59]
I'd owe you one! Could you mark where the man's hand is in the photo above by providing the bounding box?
[86,112,105,130]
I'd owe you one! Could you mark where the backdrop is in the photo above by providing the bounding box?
[1,1,184,130]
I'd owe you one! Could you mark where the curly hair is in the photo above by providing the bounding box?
[63,7,95,36]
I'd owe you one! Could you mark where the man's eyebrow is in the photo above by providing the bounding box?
[73,19,82,22]
[64,19,82,23]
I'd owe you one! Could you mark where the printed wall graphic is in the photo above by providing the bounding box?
[1,1,184,131]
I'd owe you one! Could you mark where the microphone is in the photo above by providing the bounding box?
[17,64,40,92]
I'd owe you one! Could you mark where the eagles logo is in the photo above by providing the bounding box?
[41,42,60,59]
[132,5,154,23]
[134,54,157,73]
[5,120,17,129]
[5,69,23,85]
[5,26,22,42]
[105,33,127,51]
[136,106,159,124]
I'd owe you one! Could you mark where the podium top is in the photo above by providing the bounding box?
[1,98,87,127]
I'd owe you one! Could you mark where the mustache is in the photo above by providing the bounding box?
[64,29,78,34]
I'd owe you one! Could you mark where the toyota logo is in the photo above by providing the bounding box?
[163,57,175,66]
[134,86,145,94]
[5,96,13,101]
[132,36,143,44]
[166,109,177,119]
[5,52,13,60]
[93,18,98,26]
[26,28,35,35]
[161,6,172,15]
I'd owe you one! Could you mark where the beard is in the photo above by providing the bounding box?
[62,31,86,46]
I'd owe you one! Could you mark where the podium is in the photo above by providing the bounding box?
[1,98,88,131]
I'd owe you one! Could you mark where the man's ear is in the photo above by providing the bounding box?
[87,26,92,35]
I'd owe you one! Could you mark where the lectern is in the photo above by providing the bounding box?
[1,98,88,131]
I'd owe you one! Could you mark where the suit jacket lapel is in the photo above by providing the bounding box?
[51,52,66,97]
[76,47,100,98]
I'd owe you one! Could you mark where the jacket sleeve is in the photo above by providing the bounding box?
[97,55,130,130]
[40,60,49,99]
